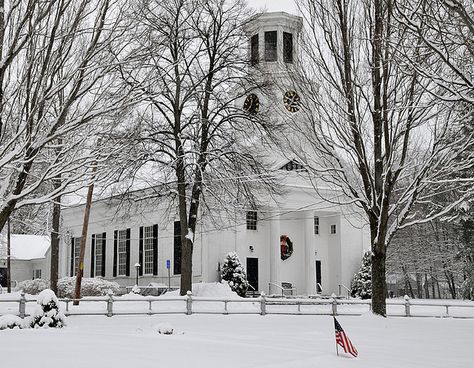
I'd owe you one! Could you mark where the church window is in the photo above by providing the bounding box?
[283,32,293,63]
[71,237,81,276]
[264,31,277,61]
[246,211,258,230]
[251,34,259,65]
[143,225,155,275]
[117,230,128,276]
[95,233,106,277]
[331,224,337,234]
[314,216,320,235]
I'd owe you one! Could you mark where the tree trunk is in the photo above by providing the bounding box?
[6,217,11,293]
[402,265,414,298]
[371,247,387,316]
[430,269,436,299]
[436,279,442,299]
[0,153,36,232]
[176,156,191,296]
[50,193,61,294]
[424,273,430,299]
[445,271,457,299]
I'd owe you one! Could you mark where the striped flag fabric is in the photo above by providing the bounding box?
[334,317,358,357]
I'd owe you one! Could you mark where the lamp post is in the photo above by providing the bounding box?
[134,263,140,286]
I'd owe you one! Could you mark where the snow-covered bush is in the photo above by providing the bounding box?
[57,277,120,298]
[132,285,141,294]
[221,252,249,297]
[30,289,66,328]
[0,315,26,330]
[18,279,49,295]
[351,251,372,299]
[17,277,120,297]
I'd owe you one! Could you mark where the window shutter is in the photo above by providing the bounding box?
[153,224,158,276]
[70,238,75,277]
[139,227,143,276]
[102,232,107,277]
[90,234,96,277]
[173,221,181,275]
[113,230,118,277]
[125,228,131,277]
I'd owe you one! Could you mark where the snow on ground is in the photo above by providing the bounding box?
[0,313,472,368]
[1,283,473,367]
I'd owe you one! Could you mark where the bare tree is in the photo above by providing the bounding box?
[0,0,134,234]
[119,0,275,295]
[290,0,474,315]
[395,0,473,104]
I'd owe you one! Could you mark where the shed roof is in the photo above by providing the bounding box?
[0,234,50,261]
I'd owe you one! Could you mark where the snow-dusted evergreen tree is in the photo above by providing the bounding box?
[30,289,66,328]
[221,252,249,297]
[351,251,372,299]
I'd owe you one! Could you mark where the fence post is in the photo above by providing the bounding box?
[404,295,410,317]
[148,300,152,315]
[19,292,26,318]
[331,293,338,316]
[107,291,114,317]
[260,292,266,316]
[186,291,192,315]
[224,300,228,315]
[64,298,70,314]
[445,305,449,317]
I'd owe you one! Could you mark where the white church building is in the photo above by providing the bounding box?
[59,12,369,296]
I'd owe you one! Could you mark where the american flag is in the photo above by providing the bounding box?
[334,317,358,357]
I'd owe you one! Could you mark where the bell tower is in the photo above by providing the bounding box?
[244,12,303,72]
[242,12,304,116]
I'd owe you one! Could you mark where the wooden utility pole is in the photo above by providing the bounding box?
[7,217,11,293]
[73,165,97,305]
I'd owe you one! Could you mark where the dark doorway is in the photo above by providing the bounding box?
[246,257,259,292]
[0,268,7,287]
[315,260,322,293]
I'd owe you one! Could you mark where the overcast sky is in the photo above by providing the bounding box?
[249,0,299,15]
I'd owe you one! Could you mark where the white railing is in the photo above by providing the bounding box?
[1,292,474,319]
[338,284,351,299]
[268,282,297,296]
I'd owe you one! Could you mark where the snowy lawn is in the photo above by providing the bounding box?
[0,313,472,368]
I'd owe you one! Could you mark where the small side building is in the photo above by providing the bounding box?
[0,234,50,288]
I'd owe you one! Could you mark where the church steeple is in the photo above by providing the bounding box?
[240,13,304,118]
[244,12,303,71]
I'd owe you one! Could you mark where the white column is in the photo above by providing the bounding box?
[304,211,316,295]
[269,213,281,294]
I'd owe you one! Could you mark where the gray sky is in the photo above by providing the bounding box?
[249,0,298,15]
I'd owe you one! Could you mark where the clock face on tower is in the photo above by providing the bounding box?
[243,93,260,114]
[283,90,301,112]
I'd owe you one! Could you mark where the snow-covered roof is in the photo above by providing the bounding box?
[0,234,50,260]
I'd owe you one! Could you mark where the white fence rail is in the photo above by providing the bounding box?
[1,292,474,319]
